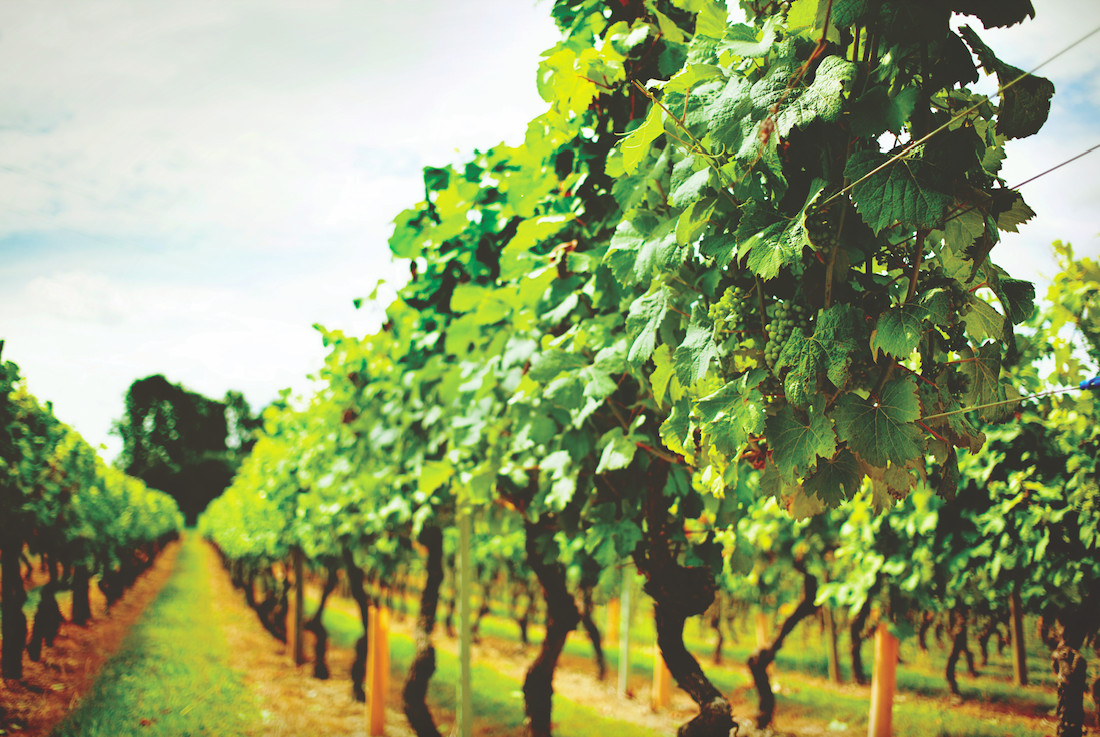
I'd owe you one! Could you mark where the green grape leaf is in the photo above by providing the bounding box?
[596,429,638,474]
[660,397,693,459]
[959,25,1053,139]
[704,75,752,148]
[699,231,738,267]
[848,86,919,137]
[919,380,986,454]
[997,277,1035,325]
[620,104,666,173]
[963,297,1005,343]
[960,342,1017,422]
[953,0,1035,28]
[803,448,860,506]
[845,150,954,233]
[871,303,928,359]
[944,208,987,252]
[606,218,679,285]
[674,309,719,385]
[993,191,1036,232]
[777,304,864,409]
[766,402,838,481]
[418,460,454,497]
[694,369,768,455]
[718,17,777,58]
[650,345,675,407]
[626,288,671,366]
[736,201,803,280]
[776,56,855,136]
[529,349,588,382]
[833,378,923,467]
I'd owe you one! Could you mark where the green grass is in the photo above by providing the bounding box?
[435,601,1058,737]
[51,535,261,737]
[317,598,666,737]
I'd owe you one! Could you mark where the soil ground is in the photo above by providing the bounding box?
[0,542,181,737]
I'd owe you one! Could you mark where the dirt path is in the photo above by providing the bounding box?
[202,540,415,737]
[0,541,181,737]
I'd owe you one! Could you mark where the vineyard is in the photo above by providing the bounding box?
[3,0,1100,736]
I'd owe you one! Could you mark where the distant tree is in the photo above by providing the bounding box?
[114,375,259,525]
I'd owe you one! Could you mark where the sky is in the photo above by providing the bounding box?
[0,1,1098,460]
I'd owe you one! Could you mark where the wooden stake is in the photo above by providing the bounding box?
[457,510,473,737]
[867,622,898,737]
[367,605,390,736]
[1009,589,1029,686]
[606,598,620,644]
[652,642,673,710]
[756,610,769,648]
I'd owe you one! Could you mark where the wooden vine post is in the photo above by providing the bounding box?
[457,508,473,737]
[606,598,620,644]
[366,605,391,736]
[756,610,770,648]
[652,640,673,710]
[1009,589,1029,686]
[867,622,899,737]
[290,547,306,666]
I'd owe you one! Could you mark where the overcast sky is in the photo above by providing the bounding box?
[0,1,1097,460]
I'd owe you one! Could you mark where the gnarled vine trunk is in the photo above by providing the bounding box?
[522,515,581,737]
[403,524,444,737]
[342,546,372,703]
[1,536,27,678]
[849,599,871,686]
[579,584,606,681]
[71,563,92,625]
[1052,611,1090,737]
[305,561,339,680]
[945,606,972,697]
[27,580,63,661]
[747,562,819,729]
[633,461,735,737]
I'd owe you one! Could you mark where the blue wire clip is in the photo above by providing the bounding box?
[1080,376,1100,391]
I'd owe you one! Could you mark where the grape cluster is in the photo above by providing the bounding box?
[708,285,751,333]
[937,321,969,353]
[765,301,809,369]
[804,198,840,250]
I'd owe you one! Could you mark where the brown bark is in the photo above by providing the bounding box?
[579,585,607,681]
[976,615,1001,667]
[747,564,820,729]
[304,562,339,680]
[709,595,724,666]
[342,546,372,703]
[27,581,63,661]
[403,525,444,737]
[633,461,735,737]
[1052,612,1090,737]
[849,600,871,686]
[1010,590,1029,686]
[945,607,970,697]
[918,610,935,652]
[522,516,581,737]
[1,536,27,679]
[71,564,92,626]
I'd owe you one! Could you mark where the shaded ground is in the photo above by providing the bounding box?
[0,542,180,737]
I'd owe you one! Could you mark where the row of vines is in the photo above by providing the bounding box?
[202,1,1099,736]
[0,342,183,681]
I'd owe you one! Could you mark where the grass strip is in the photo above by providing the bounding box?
[51,536,261,737]
[319,600,666,737]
